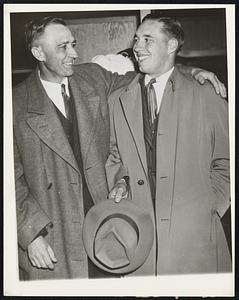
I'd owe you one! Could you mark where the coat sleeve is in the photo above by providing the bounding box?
[14,133,51,250]
[105,94,129,192]
[79,63,136,97]
[205,88,230,218]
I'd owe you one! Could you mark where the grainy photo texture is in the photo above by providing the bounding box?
[9,6,232,287]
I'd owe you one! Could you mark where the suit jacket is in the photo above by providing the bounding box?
[106,67,231,275]
[13,63,136,280]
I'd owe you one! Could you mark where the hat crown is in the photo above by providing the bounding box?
[94,217,138,269]
[83,199,154,274]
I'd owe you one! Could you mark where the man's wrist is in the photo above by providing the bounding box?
[34,227,48,241]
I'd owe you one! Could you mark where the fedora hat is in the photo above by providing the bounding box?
[83,199,154,274]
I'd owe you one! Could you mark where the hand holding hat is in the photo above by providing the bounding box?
[109,176,129,203]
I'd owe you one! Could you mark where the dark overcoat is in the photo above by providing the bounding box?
[13,63,135,280]
[106,67,231,275]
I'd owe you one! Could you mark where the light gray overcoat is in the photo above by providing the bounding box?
[106,67,231,275]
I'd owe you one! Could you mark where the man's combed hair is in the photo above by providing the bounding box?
[25,16,66,50]
[142,14,184,53]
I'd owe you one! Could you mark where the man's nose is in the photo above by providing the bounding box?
[69,46,78,58]
[133,40,143,52]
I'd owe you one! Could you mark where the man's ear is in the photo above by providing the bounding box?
[31,46,45,62]
[168,38,178,55]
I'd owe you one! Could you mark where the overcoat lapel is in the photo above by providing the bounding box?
[119,76,148,178]
[26,71,79,174]
[69,75,100,168]
[119,69,180,227]
[155,70,180,228]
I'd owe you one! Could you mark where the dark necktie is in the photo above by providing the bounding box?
[146,78,157,125]
[61,83,70,119]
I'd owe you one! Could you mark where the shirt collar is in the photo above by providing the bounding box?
[144,67,174,86]
[39,73,69,94]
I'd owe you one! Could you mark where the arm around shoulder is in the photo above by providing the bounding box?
[77,62,136,97]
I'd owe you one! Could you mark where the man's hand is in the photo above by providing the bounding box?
[192,68,227,98]
[109,178,129,203]
[27,236,57,270]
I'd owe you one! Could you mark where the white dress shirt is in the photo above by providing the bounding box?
[144,67,174,114]
[40,76,70,118]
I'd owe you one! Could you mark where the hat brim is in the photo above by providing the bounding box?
[83,199,154,274]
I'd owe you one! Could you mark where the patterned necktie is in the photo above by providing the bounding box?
[146,78,157,125]
[61,83,70,119]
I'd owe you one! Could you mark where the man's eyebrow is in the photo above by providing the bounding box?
[57,41,69,46]
[143,34,154,38]
[134,33,154,38]
[57,39,76,46]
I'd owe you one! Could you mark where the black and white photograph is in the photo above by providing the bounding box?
[4,4,235,297]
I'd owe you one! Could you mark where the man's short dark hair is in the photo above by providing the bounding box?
[25,16,66,50]
[142,14,184,53]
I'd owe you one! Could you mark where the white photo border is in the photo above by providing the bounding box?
[4,3,235,297]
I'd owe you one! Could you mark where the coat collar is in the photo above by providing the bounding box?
[118,66,182,181]
[26,68,47,114]
[118,73,147,177]
[25,69,79,173]
[26,67,98,114]
[68,73,101,168]
[25,67,100,174]
[123,66,181,93]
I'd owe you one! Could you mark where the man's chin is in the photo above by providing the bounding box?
[138,65,147,74]
[64,69,74,77]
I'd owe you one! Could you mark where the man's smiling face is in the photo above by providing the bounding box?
[34,23,78,83]
[133,20,171,78]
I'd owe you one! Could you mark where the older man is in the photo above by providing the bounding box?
[106,14,231,275]
[13,16,139,280]
[13,15,225,280]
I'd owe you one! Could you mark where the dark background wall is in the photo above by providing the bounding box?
[10,8,231,254]
[153,9,227,86]
[11,10,140,85]
[11,8,227,86]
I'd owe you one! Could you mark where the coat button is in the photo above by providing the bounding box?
[137,179,144,185]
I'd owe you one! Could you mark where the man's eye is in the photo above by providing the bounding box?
[72,42,76,48]
[60,45,67,50]
[133,37,139,43]
[145,38,152,43]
